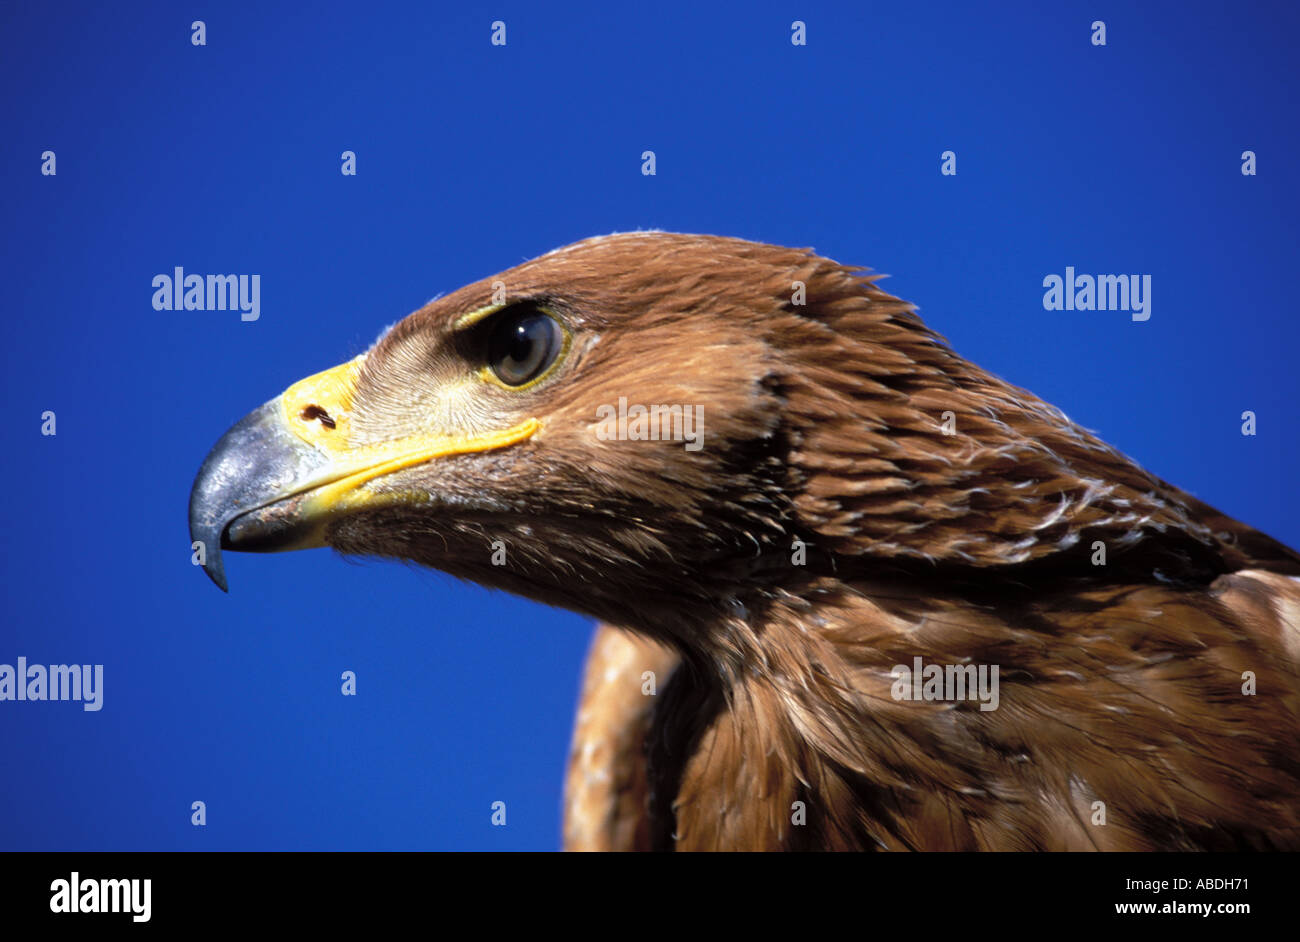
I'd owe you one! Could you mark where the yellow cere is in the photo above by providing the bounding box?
[282,354,366,456]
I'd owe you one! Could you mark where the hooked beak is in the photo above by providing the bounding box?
[187,355,539,591]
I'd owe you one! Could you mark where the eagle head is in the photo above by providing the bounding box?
[189,232,902,646]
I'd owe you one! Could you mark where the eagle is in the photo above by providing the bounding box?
[189,232,1300,851]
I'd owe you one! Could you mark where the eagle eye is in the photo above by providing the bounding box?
[486,305,564,387]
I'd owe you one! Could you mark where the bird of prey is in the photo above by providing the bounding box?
[190,232,1300,851]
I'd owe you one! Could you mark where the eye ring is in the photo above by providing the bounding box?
[484,305,567,388]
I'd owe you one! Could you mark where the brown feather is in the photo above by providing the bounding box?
[563,624,676,851]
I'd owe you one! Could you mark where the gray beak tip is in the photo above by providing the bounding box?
[189,515,232,593]
[205,555,230,593]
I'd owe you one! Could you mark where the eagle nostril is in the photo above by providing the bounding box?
[300,405,336,429]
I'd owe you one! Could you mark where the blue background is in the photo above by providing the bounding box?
[2,1,1296,849]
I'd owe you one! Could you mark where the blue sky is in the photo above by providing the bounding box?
[2,0,1296,849]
